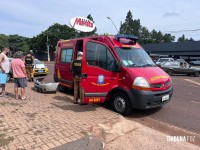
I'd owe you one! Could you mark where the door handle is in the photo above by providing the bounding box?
[81,73,88,79]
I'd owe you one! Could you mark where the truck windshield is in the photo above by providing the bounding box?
[115,47,155,67]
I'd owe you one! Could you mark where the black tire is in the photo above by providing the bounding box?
[111,92,132,116]
[166,70,173,76]
[58,84,66,92]
[194,71,199,77]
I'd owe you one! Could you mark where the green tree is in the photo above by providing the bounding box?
[177,34,186,42]
[163,33,175,43]
[120,10,141,37]
[30,23,77,53]
[8,34,29,53]
[120,10,177,44]
[178,34,194,42]
[0,34,8,50]
[139,27,150,44]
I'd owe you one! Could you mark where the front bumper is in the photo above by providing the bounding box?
[128,86,173,109]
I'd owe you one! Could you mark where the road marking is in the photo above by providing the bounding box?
[190,101,200,104]
[184,79,200,86]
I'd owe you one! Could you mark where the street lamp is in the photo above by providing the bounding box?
[107,17,119,34]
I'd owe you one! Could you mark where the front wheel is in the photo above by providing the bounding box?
[194,71,199,77]
[166,70,173,76]
[111,92,132,116]
[58,84,66,92]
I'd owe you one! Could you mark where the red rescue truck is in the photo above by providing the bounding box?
[54,35,173,115]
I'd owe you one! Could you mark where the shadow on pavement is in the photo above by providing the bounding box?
[98,101,161,118]
[52,95,73,102]
[51,95,97,112]
[51,102,97,112]
[128,107,162,118]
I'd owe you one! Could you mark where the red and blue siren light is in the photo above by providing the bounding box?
[114,34,138,41]
[114,34,138,45]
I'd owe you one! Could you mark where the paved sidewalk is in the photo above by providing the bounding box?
[0,83,119,150]
[0,83,199,150]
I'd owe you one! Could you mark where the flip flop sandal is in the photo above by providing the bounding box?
[21,97,27,100]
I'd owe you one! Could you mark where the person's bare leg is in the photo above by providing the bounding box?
[1,84,5,95]
[14,87,18,99]
[21,88,25,99]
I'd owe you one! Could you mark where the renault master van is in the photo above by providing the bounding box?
[54,35,173,115]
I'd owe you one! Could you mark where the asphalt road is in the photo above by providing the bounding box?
[41,62,200,145]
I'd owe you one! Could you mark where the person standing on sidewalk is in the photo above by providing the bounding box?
[11,52,27,100]
[0,47,10,97]
[71,52,83,104]
[24,52,34,82]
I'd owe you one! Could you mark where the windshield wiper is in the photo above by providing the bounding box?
[140,64,156,67]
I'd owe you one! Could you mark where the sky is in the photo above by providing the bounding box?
[0,0,200,40]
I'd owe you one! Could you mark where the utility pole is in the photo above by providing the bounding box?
[107,17,119,34]
[46,34,50,62]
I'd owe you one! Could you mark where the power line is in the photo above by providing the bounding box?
[165,28,200,33]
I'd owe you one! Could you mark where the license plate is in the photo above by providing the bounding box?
[38,70,43,73]
[162,95,169,101]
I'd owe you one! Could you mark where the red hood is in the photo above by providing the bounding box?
[127,67,170,84]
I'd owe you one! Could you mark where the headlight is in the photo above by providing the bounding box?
[133,77,150,88]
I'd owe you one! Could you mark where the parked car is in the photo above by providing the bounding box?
[156,58,174,65]
[189,60,200,66]
[7,59,48,81]
[175,59,186,63]
[161,61,200,77]
[7,58,13,82]
[33,59,49,75]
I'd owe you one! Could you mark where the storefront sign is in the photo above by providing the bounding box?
[70,17,95,32]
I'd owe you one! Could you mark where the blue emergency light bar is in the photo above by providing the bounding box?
[114,34,138,41]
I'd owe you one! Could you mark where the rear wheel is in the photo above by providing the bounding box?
[194,71,199,77]
[111,92,132,116]
[58,84,66,92]
[166,70,173,76]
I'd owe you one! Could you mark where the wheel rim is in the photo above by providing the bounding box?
[114,96,126,112]
[194,72,199,76]
[167,70,172,75]
[59,84,65,91]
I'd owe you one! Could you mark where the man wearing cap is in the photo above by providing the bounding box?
[71,51,83,104]
[24,52,34,82]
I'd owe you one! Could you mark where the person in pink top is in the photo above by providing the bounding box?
[10,51,27,100]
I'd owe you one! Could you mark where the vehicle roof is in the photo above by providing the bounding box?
[58,35,142,49]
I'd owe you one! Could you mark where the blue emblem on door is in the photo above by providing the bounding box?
[98,75,104,84]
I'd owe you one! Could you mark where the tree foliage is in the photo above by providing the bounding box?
[0,34,29,53]
[120,10,176,44]
[0,11,196,55]
[29,23,77,53]
[177,34,194,42]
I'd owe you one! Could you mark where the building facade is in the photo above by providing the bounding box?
[142,41,200,62]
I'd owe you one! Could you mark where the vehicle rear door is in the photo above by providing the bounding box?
[80,39,119,103]
[58,46,74,88]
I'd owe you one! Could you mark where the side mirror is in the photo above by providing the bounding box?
[117,60,122,72]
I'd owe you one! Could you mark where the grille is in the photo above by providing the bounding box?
[151,80,171,89]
